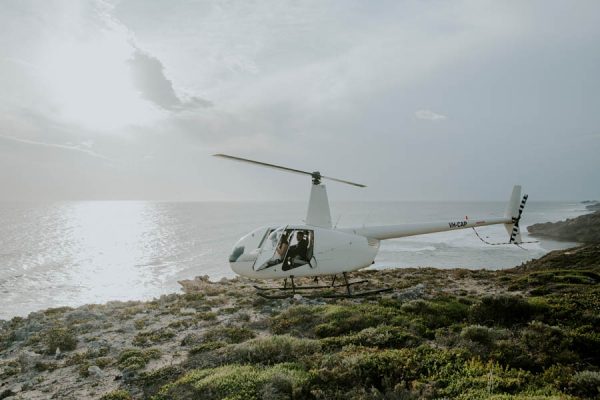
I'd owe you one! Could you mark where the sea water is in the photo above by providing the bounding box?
[0,201,587,320]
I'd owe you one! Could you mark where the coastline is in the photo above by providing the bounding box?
[2,244,599,399]
[1,200,590,321]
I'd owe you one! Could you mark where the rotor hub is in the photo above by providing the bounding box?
[311,171,322,185]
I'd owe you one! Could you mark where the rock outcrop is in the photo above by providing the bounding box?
[527,209,600,243]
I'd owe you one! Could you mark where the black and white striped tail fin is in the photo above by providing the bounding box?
[509,194,528,244]
[503,185,528,245]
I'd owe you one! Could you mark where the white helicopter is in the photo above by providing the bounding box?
[216,154,529,298]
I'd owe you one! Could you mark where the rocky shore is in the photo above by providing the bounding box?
[527,202,600,243]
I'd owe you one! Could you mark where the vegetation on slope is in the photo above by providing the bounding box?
[1,245,599,399]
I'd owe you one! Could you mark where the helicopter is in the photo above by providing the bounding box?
[215,154,529,298]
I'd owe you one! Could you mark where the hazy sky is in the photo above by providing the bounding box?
[1,0,599,201]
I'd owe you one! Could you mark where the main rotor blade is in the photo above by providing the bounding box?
[322,175,367,188]
[213,153,312,176]
[213,153,366,188]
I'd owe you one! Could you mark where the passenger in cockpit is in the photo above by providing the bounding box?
[283,231,309,270]
[294,231,309,261]
[276,234,289,259]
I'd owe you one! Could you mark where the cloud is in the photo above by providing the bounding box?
[0,134,111,162]
[128,48,212,111]
[415,109,447,121]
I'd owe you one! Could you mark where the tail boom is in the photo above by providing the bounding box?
[342,217,511,241]
[343,185,528,244]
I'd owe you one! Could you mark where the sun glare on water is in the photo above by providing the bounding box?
[61,201,169,301]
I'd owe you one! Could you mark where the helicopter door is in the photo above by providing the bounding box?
[253,226,287,271]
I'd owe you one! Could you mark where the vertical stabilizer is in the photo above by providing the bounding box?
[504,185,522,220]
[306,184,332,228]
[503,185,528,244]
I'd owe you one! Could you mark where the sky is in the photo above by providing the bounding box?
[0,0,599,202]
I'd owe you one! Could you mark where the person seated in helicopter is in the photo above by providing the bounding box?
[275,234,289,260]
[286,231,308,261]
[262,234,289,267]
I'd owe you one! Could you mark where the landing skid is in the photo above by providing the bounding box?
[255,273,392,299]
[253,279,368,291]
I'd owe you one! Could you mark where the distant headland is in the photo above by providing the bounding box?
[527,201,600,243]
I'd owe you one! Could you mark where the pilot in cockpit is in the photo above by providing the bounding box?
[285,231,308,263]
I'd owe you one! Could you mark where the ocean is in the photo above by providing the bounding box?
[0,200,587,320]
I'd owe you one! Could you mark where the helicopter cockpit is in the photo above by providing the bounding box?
[254,226,314,271]
[228,225,314,273]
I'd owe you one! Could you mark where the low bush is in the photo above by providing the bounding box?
[520,321,577,370]
[401,297,470,329]
[443,358,533,399]
[569,370,600,398]
[189,341,227,355]
[43,327,77,355]
[269,305,320,337]
[99,390,132,400]
[117,348,162,371]
[470,295,545,327]
[155,363,311,400]
[314,346,422,391]
[570,325,600,366]
[132,327,175,346]
[203,325,256,344]
[136,365,185,398]
[320,325,421,350]
[270,303,400,338]
[222,335,321,366]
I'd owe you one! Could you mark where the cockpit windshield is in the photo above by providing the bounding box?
[229,226,270,263]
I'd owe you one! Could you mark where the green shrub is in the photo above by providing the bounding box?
[401,297,470,329]
[223,335,321,365]
[443,358,533,398]
[132,327,175,346]
[197,311,218,321]
[542,364,574,393]
[134,318,148,330]
[571,325,600,365]
[470,295,544,327]
[117,348,162,371]
[189,341,227,355]
[203,326,256,344]
[270,305,320,337]
[315,346,423,391]
[43,327,77,354]
[270,303,401,338]
[460,325,500,346]
[520,321,577,370]
[320,325,421,350]
[569,370,600,398]
[99,389,132,400]
[155,363,311,400]
[313,306,383,338]
[136,365,184,398]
